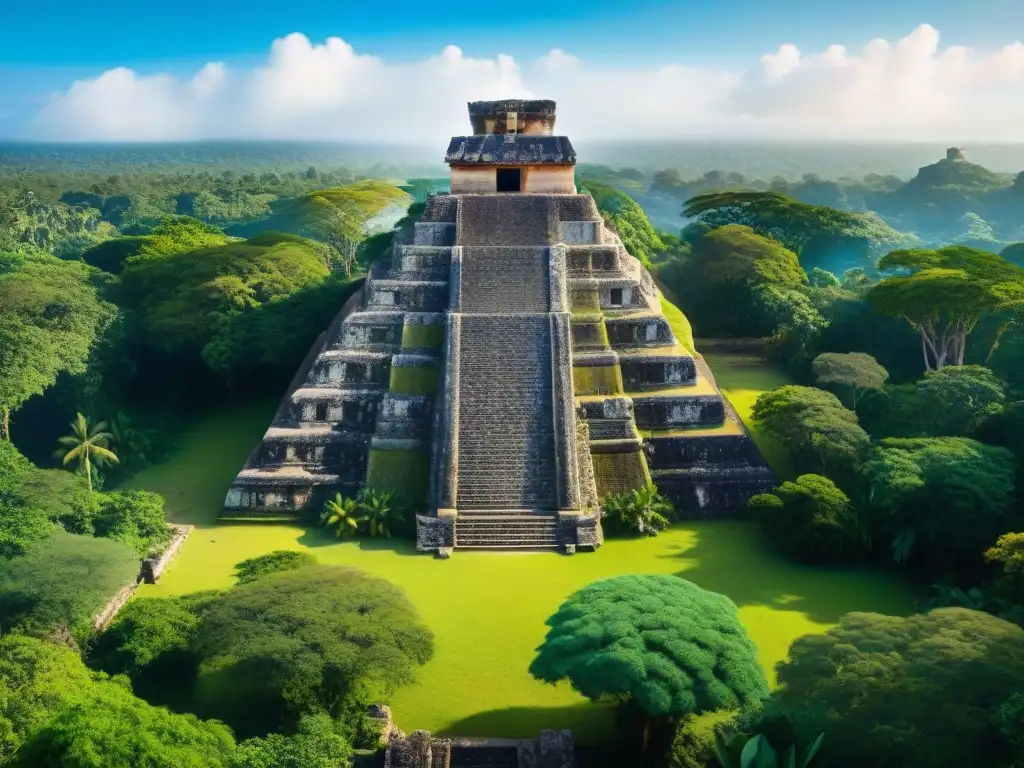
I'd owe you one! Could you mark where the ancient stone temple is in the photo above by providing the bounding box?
[223,99,773,553]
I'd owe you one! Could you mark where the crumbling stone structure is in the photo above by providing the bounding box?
[385,729,576,768]
[223,99,773,551]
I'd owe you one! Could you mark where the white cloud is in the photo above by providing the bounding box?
[28,25,1024,142]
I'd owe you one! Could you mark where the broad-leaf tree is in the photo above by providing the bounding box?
[0,254,115,439]
[751,386,869,484]
[864,437,1017,569]
[768,608,1024,768]
[811,352,889,408]
[529,575,768,753]
[747,474,861,562]
[682,191,903,266]
[867,246,1024,370]
[10,675,236,768]
[193,565,433,738]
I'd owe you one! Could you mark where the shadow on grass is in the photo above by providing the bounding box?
[660,522,913,625]
[440,702,617,746]
[296,525,422,556]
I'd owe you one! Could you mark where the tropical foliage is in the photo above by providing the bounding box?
[601,482,674,536]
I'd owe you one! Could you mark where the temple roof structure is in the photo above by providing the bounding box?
[444,135,576,166]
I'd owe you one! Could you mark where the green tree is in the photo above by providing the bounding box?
[864,437,1017,568]
[747,475,860,563]
[529,575,768,754]
[751,386,869,483]
[119,232,333,369]
[233,713,353,768]
[682,191,902,267]
[867,246,1024,370]
[88,597,201,702]
[80,216,230,274]
[93,490,171,556]
[56,413,118,494]
[0,442,53,558]
[769,608,1024,768]
[10,679,237,768]
[811,352,888,408]
[193,565,433,738]
[248,182,410,274]
[233,550,317,585]
[0,634,98,761]
[987,532,1024,577]
[0,254,115,439]
[659,224,808,338]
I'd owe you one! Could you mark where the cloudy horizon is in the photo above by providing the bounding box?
[11,24,1024,144]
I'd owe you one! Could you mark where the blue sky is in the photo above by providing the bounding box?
[2,0,1023,141]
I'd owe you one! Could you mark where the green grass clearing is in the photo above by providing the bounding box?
[129,399,912,743]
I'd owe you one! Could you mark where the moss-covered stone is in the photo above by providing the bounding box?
[570,287,601,314]
[366,448,431,507]
[389,365,438,396]
[592,450,651,497]
[402,324,444,349]
[573,365,623,396]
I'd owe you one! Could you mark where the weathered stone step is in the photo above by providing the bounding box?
[454,515,561,549]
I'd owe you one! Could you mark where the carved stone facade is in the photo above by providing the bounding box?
[224,99,773,547]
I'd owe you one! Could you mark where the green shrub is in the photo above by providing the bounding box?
[233,713,353,768]
[93,490,172,556]
[234,551,317,585]
[747,475,860,563]
[88,596,201,704]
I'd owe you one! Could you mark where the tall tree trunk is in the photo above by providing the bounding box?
[0,407,9,441]
[85,452,92,494]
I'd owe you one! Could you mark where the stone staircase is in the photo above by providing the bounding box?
[455,315,558,511]
[454,515,561,549]
[459,247,550,313]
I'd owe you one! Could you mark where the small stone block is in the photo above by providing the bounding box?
[436,547,453,559]
[564,544,576,555]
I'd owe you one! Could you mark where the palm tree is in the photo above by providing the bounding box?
[56,413,118,493]
[321,493,362,538]
[357,488,398,538]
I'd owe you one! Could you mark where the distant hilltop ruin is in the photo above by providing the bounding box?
[222,99,773,554]
[946,147,967,161]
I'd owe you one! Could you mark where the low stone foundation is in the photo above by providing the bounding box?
[385,729,576,768]
[93,523,193,630]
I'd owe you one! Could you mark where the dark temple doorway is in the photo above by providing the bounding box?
[496,168,521,192]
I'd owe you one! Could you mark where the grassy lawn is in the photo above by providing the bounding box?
[702,351,796,480]
[131,399,913,744]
